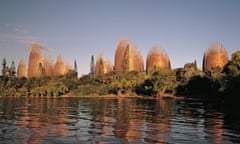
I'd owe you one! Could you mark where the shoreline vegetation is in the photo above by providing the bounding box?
[1,50,240,104]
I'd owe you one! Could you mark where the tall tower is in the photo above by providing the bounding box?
[203,43,228,71]
[43,57,54,76]
[114,38,144,72]
[54,55,66,76]
[146,45,171,72]
[17,58,27,78]
[28,44,44,78]
[95,54,113,75]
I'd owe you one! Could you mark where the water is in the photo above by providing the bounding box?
[0,97,240,144]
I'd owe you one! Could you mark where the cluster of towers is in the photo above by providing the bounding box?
[16,38,230,78]
[17,43,72,78]
[95,38,229,75]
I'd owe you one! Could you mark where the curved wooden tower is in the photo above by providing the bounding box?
[203,43,228,71]
[95,54,113,75]
[43,57,54,76]
[114,38,144,72]
[54,55,72,76]
[146,45,171,71]
[54,55,66,76]
[28,44,44,77]
[17,58,27,78]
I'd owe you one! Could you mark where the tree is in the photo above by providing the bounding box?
[74,59,78,77]
[110,79,123,96]
[110,71,145,96]
[29,81,68,97]
[223,50,240,77]
[25,77,40,91]
[10,61,16,77]
[17,87,28,96]
[61,70,78,90]
[222,51,240,98]
[49,82,68,96]
[90,55,95,77]
[146,69,177,98]
[2,58,6,76]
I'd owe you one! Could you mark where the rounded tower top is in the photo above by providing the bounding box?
[146,45,171,71]
[114,38,144,72]
[203,42,229,71]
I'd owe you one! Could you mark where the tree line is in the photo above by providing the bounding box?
[1,51,240,101]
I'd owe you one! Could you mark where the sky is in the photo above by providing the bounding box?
[1,0,240,76]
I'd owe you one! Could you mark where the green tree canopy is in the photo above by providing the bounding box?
[145,68,177,98]
[223,50,240,77]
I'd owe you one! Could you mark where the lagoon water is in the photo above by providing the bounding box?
[0,97,240,144]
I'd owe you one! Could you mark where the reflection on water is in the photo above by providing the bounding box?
[0,97,240,143]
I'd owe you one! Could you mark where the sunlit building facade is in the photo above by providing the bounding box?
[19,43,72,78]
[95,54,113,75]
[114,38,144,72]
[17,58,27,78]
[146,45,171,72]
[203,43,228,71]
[28,44,44,78]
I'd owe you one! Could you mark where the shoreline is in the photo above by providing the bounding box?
[0,94,185,100]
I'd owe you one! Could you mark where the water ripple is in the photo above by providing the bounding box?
[0,98,240,143]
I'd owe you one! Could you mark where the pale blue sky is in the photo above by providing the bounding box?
[1,0,240,75]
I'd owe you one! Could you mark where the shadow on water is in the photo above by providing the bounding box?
[0,97,240,143]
